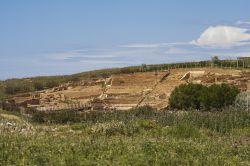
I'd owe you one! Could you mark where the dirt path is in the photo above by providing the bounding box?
[0,111,22,122]
[136,71,170,108]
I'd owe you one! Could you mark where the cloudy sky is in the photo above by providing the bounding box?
[1,0,250,79]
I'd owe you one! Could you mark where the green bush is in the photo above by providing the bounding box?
[169,83,239,111]
[138,119,157,130]
[169,84,205,110]
[5,82,30,94]
[32,110,80,123]
[133,105,155,117]
[33,82,45,91]
[201,84,239,110]
[45,80,59,89]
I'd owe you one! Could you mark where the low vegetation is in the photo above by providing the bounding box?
[1,107,250,165]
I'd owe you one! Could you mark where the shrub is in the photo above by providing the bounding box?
[33,82,44,91]
[4,81,33,95]
[132,105,155,117]
[169,84,205,110]
[233,92,249,111]
[5,82,22,94]
[45,80,59,89]
[169,83,240,111]
[0,100,20,112]
[32,110,80,123]
[201,84,239,110]
[138,119,157,130]
[88,121,126,136]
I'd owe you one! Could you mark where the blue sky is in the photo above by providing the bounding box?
[1,0,250,79]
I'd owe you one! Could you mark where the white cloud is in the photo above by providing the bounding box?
[164,47,194,54]
[79,60,125,64]
[121,43,162,48]
[191,26,250,48]
[46,50,119,61]
[120,42,189,48]
[41,24,250,74]
[215,51,250,58]
[236,21,250,25]
[47,49,88,60]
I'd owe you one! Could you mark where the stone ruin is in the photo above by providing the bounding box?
[180,70,250,91]
[4,68,250,112]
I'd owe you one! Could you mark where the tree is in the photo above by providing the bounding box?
[211,56,220,66]
[141,64,147,72]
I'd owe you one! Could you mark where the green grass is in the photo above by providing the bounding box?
[1,108,250,165]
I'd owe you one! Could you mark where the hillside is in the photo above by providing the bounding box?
[0,59,245,98]
[1,61,250,165]
[3,66,250,112]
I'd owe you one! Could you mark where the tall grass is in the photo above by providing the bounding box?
[1,107,250,165]
[30,106,250,134]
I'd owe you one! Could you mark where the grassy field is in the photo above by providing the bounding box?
[1,108,250,165]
